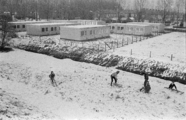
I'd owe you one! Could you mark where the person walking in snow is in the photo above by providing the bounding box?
[169,81,177,90]
[49,71,57,87]
[110,71,120,86]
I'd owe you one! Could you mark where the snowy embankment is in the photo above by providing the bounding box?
[13,41,186,84]
[0,49,186,120]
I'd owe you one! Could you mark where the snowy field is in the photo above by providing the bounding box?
[112,32,186,65]
[0,49,186,120]
[15,32,185,66]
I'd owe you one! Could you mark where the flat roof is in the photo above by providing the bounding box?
[9,21,48,24]
[125,23,151,26]
[109,23,124,25]
[61,25,107,28]
[128,22,163,25]
[109,23,150,26]
[27,23,77,26]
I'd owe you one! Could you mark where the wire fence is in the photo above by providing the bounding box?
[11,31,184,63]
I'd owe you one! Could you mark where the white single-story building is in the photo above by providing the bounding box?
[9,21,49,32]
[60,25,110,41]
[26,23,79,36]
[74,20,106,25]
[50,19,106,25]
[128,22,165,33]
[109,23,153,36]
[183,22,186,27]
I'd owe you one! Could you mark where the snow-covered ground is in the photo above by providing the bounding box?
[0,49,186,120]
[112,32,186,65]
[15,32,185,66]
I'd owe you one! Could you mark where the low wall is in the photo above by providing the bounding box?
[15,43,186,85]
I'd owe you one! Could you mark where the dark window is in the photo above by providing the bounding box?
[42,28,45,32]
[93,30,95,34]
[46,28,48,31]
[14,25,16,29]
[55,27,57,31]
[112,26,115,29]
[90,30,92,35]
[121,27,124,30]
[22,25,25,28]
[81,31,84,36]
[17,25,20,28]
[84,31,87,35]
[51,27,53,31]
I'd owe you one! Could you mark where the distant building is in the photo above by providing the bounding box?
[60,25,110,41]
[50,19,106,25]
[9,21,49,32]
[127,22,165,32]
[26,23,79,36]
[109,23,152,36]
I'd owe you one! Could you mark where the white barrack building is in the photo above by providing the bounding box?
[9,21,49,32]
[26,23,79,36]
[128,22,165,32]
[109,23,152,36]
[60,25,110,41]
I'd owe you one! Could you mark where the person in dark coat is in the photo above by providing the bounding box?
[49,71,57,87]
[144,79,151,93]
[169,81,177,90]
[144,73,149,86]
[140,73,151,93]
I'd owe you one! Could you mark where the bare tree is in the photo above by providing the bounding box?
[175,0,185,25]
[0,14,12,50]
[156,0,174,23]
[134,0,148,22]
[115,0,126,22]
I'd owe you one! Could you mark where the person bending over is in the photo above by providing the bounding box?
[169,81,177,90]
[110,71,120,86]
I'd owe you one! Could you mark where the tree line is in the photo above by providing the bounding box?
[0,0,185,22]
[0,0,122,20]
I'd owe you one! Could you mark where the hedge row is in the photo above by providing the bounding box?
[15,43,186,85]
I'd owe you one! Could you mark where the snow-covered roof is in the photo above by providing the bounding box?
[27,23,77,26]
[61,25,107,29]
[9,21,47,24]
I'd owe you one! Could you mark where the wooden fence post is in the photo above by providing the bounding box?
[149,51,151,58]
[140,35,141,41]
[127,38,129,45]
[171,54,173,61]
[117,39,119,48]
[105,43,106,51]
[130,49,132,55]
[122,39,124,46]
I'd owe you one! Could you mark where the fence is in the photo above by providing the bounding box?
[127,49,184,64]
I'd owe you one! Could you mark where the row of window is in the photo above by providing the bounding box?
[81,29,109,37]
[13,25,25,29]
[111,26,144,31]
[42,27,58,32]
